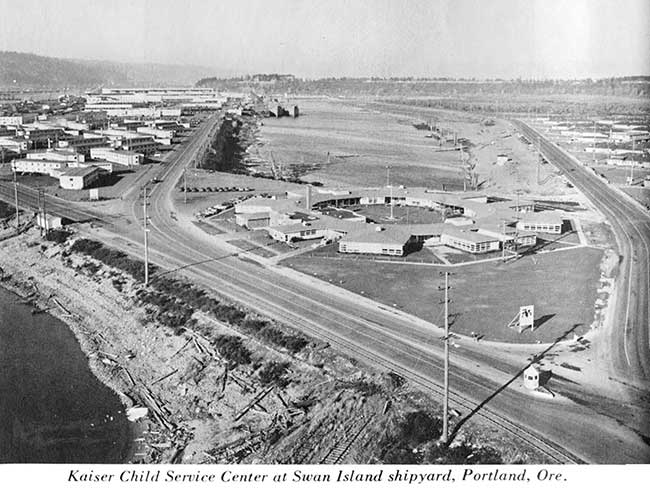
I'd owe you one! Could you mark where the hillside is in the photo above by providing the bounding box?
[0,51,218,89]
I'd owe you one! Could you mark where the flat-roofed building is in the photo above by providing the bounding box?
[12,158,68,177]
[268,222,332,242]
[90,147,143,166]
[59,166,103,190]
[26,148,85,163]
[339,226,415,256]
[235,212,271,229]
[440,227,501,254]
[59,135,109,156]
[0,116,23,126]
[0,137,29,153]
[516,212,564,234]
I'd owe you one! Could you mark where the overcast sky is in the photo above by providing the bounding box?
[1,0,648,79]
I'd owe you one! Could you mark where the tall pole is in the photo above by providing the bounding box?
[442,271,450,444]
[502,221,507,261]
[37,190,42,236]
[183,168,187,204]
[386,165,391,188]
[42,191,48,235]
[390,185,394,220]
[143,186,149,286]
[592,121,596,165]
[12,167,19,229]
[536,137,541,185]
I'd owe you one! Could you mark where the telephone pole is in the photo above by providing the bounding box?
[536,137,541,185]
[439,271,451,445]
[183,168,188,204]
[12,166,19,229]
[143,185,150,286]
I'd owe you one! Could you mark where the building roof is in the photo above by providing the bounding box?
[519,211,564,225]
[341,225,413,245]
[442,227,501,243]
[61,166,102,178]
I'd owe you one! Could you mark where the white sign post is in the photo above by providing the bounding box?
[519,305,535,333]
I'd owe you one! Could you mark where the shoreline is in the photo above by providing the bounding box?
[0,271,138,464]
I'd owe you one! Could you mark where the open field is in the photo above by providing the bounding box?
[283,246,603,344]
[254,99,466,189]
[350,203,444,225]
[253,99,576,196]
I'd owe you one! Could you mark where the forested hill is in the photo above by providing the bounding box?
[0,51,217,89]
[196,74,650,98]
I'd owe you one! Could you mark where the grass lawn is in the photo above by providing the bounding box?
[284,246,603,344]
[351,204,445,225]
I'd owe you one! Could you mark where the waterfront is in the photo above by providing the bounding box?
[0,286,131,463]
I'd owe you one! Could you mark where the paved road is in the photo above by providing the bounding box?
[513,120,650,387]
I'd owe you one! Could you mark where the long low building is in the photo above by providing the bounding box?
[90,147,143,166]
[516,212,564,234]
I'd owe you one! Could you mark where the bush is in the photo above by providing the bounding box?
[257,361,290,387]
[213,335,252,366]
[45,229,71,244]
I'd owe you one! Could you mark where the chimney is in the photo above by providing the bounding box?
[305,185,312,211]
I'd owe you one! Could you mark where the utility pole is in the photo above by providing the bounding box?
[12,166,19,229]
[143,185,150,286]
[592,121,597,165]
[439,271,451,444]
[389,185,395,220]
[502,221,507,261]
[183,168,187,204]
[536,137,541,185]
[37,190,42,236]
[42,190,48,236]
[386,165,391,188]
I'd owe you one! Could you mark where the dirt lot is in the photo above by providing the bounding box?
[0,228,549,464]
[283,246,604,344]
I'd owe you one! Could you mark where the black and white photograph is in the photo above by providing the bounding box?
[0,0,649,485]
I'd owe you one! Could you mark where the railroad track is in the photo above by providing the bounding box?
[320,416,373,464]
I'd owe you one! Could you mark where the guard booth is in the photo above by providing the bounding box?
[523,365,540,390]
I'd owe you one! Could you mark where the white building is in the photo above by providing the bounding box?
[12,158,68,177]
[90,147,143,166]
[338,226,415,256]
[516,212,564,234]
[26,149,85,163]
[440,227,501,254]
[59,166,103,190]
[0,116,23,126]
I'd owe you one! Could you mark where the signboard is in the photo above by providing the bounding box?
[519,305,535,331]
[89,188,99,201]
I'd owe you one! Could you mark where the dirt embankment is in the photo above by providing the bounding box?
[0,228,549,464]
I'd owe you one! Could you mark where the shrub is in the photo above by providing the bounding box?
[257,361,290,387]
[45,229,71,244]
[213,335,252,366]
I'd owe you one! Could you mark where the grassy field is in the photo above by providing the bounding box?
[350,204,444,225]
[254,99,466,189]
[283,247,603,344]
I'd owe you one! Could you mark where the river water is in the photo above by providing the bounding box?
[0,286,132,463]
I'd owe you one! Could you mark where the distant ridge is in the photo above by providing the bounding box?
[0,51,221,89]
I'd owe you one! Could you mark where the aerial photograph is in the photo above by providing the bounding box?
[0,0,648,482]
